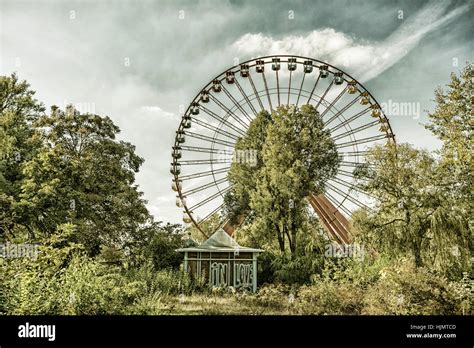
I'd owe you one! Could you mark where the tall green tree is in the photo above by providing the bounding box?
[225,105,340,255]
[15,105,150,253]
[425,63,472,216]
[0,74,45,239]
[352,64,473,277]
[352,142,472,277]
[127,221,186,270]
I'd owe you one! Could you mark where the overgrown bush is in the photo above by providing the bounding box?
[362,259,472,315]
[258,252,325,285]
[1,238,201,315]
[255,283,293,309]
[125,264,207,296]
[253,256,472,315]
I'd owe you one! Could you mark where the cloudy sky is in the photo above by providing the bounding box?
[1,0,472,224]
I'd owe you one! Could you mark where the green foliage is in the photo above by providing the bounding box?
[255,283,292,309]
[426,63,473,210]
[1,74,151,254]
[126,221,186,270]
[258,252,325,285]
[362,259,472,315]
[17,105,150,253]
[225,105,339,255]
[296,281,365,315]
[98,245,125,266]
[1,243,201,315]
[353,142,472,277]
[1,225,85,314]
[1,66,472,316]
[0,74,45,240]
[253,257,472,315]
[57,256,148,315]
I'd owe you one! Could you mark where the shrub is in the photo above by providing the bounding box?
[1,237,206,315]
[59,257,148,315]
[296,281,364,315]
[258,252,325,285]
[255,283,292,309]
[362,259,472,315]
[125,264,206,296]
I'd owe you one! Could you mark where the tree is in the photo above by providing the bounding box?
[425,63,472,217]
[15,104,150,254]
[0,74,45,239]
[224,105,340,255]
[352,142,472,277]
[351,65,473,278]
[146,222,185,270]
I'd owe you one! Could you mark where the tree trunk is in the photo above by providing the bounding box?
[290,229,297,257]
[276,224,285,252]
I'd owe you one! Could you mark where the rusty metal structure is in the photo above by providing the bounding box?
[171,55,395,244]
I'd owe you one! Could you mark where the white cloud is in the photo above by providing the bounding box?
[139,105,178,121]
[230,2,470,82]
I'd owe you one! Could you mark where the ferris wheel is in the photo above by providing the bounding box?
[170,55,395,243]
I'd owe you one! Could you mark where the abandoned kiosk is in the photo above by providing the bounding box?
[177,229,263,292]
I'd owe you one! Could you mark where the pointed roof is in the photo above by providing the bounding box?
[176,228,263,253]
[199,228,241,249]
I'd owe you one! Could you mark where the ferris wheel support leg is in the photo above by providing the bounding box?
[309,194,351,244]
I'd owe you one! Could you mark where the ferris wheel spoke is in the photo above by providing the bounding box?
[191,117,239,141]
[338,150,369,157]
[326,182,370,210]
[306,75,321,105]
[221,84,253,122]
[247,74,265,111]
[320,86,348,118]
[179,166,230,181]
[330,177,376,200]
[188,185,233,211]
[335,134,387,149]
[276,70,281,106]
[332,120,380,141]
[287,70,293,105]
[198,105,246,137]
[324,96,361,127]
[315,80,334,111]
[296,72,306,105]
[179,145,232,155]
[336,166,369,176]
[182,177,228,196]
[261,71,273,113]
[234,79,258,116]
[184,130,236,147]
[179,158,231,165]
[209,94,249,131]
[328,107,370,132]
[198,203,226,225]
[336,168,366,180]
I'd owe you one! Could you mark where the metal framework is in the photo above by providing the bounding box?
[171,55,395,244]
